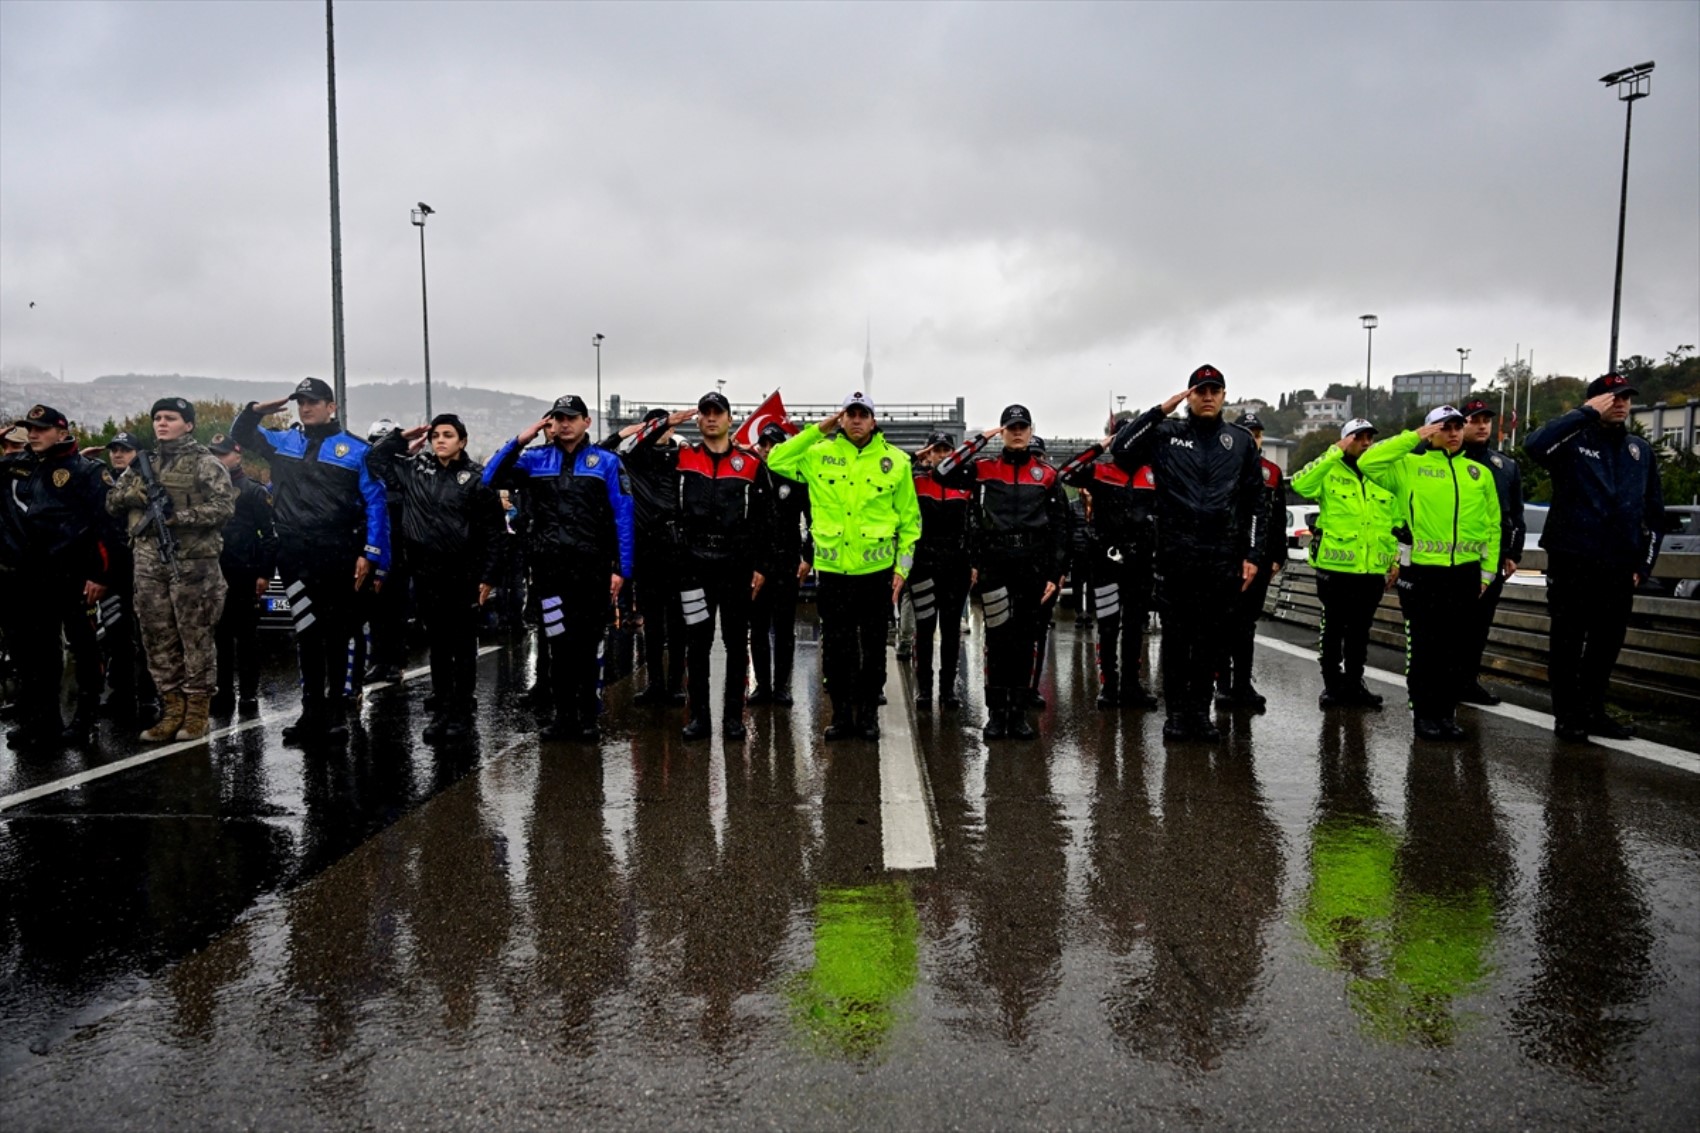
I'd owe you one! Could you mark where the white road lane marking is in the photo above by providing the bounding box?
[0,645,501,812]
[1255,634,1700,776]
[881,651,938,871]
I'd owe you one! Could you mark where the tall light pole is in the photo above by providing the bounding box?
[1360,314,1378,415]
[1600,61,1654,374]
[592,333,605,421]
[1457,346,1470,407]
[411,203,435,419]
[325,0,347,414]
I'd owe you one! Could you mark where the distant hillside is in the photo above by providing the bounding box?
[1,374,552,456]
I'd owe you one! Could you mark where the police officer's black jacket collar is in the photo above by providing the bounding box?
[302,420,343,442]
[1186,412,1226,434]
[1000,445,1034,466]
[39,437,80,463]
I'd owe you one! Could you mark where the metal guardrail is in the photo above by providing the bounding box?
[1265,558,1700,713]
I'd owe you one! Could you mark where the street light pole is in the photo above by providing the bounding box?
[592,333,605,421]
[1360,314,1378,416]
[324,0,347,415]
[1457,346,1470,407]
[411,203,435,420]
[1600,61,1653,374]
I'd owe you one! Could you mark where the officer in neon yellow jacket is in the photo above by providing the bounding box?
[767,391,922,740]
[1358,405,1500,742]
[1290,418,1400,709]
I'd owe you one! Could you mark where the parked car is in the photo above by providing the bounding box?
[1662,507,1699,599]
[1286,505,1320,550]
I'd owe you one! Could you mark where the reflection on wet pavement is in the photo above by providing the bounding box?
[2,618,1697,1129]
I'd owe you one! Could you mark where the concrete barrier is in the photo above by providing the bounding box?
[1265,558,1700,713]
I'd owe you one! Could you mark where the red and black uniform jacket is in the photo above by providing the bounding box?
[674,442,775,571]
[1057,444,1157,554]
[933,439,1069,577]
[913,468,972,572]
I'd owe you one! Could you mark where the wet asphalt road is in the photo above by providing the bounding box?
[3,613,1698,1131]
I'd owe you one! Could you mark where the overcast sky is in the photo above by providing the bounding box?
[2,0,1696,436]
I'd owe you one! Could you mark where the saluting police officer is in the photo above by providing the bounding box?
[1215,412,1285,710]
[1359,405,1501,742]
[1527,373,1664,741]
[1457,397,1525,706]
[627,391,774,740]
[1,404,117,749]
[233,377,391,743]
[750,422,811,707]
[208,433,278,716]
[370,413,504,743]
[767,391,921,741]
[1057,435,1160,710]
[908,432,973,709]
[485,394,634,743]
[106,397,237,742]
[1290,418,1398,708]
[1110,366,1265,742]
[934,404,1070,741]
[606,406,687,705]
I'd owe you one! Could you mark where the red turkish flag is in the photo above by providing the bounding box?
[734,390,798,448]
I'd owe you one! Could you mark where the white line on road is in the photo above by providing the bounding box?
[0,645,501,812]
[1255,634,1700,776]
[880,653,938,871]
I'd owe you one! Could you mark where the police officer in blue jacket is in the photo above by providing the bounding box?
[233,378,391,743]
[1527,373,1664,741]
[485,394,635,743]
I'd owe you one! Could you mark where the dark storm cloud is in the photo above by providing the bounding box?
[2,0,1695,436]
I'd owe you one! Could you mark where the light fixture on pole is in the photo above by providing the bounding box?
[591,333,605,422]
[1360,314,1378,414]
[411,203,435,420]
[1600,60,1654,374]
[1456,346,1470,407]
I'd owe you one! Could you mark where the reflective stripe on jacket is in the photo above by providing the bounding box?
[765,424,920,578]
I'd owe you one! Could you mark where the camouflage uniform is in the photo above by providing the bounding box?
[107,436,236,700]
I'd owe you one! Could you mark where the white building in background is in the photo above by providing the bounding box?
[1393,369,1473,409]
[1631,400,1698,453]
[1292,396,1353,437]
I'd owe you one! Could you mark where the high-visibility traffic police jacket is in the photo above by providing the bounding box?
[765,424,921,579]
[1289,445,1398,575]
[1358,432,1500,585]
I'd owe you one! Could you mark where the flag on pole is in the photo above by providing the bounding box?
[734,390,797,448]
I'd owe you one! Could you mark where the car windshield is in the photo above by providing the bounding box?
[1668,510,1697,535]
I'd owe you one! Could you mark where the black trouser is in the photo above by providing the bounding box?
[416,569,481,715]
[534,560,610,728]
[365,560,410,672]
[1400,562,1482,719]
[681,557,754,724]
[1219,561,1274,691]
[1314,569,1385,687]
[909,556,970,696]
[1545,553,1635,725]
[977,557,1046,698]
[8,569,103,734]
[1464,571,1508,680]
[1090,544,1155,695]
[1155,556,1238,719]
[817,569,893,721]
[280,550,363,713]
[215,569,264,702]
[749,560,800,693]
[635,536,686,695]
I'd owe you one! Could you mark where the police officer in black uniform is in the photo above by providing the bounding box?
[232,378,391,743]
[934,404,1070,741]
[370,413,503,742]
[1457,396,1525,706]
[1111,366,1265,742]
[1,404,117,748]
[361,419,409,685]
[209,433,278,716]
[627,391,774,741]
[750,422,811,706]
[1057,436,1160,710]
[1527,373,1664,741]
[606,406,687,705]
[485,394,634,743]
[909,431,972,708]
[1216,411,1285,709]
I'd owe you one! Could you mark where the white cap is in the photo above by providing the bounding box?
[1340,418,1377,439]
[1424,405,1465,426]
[841,390,876,412]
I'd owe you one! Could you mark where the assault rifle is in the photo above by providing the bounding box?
[131,450,180,571]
